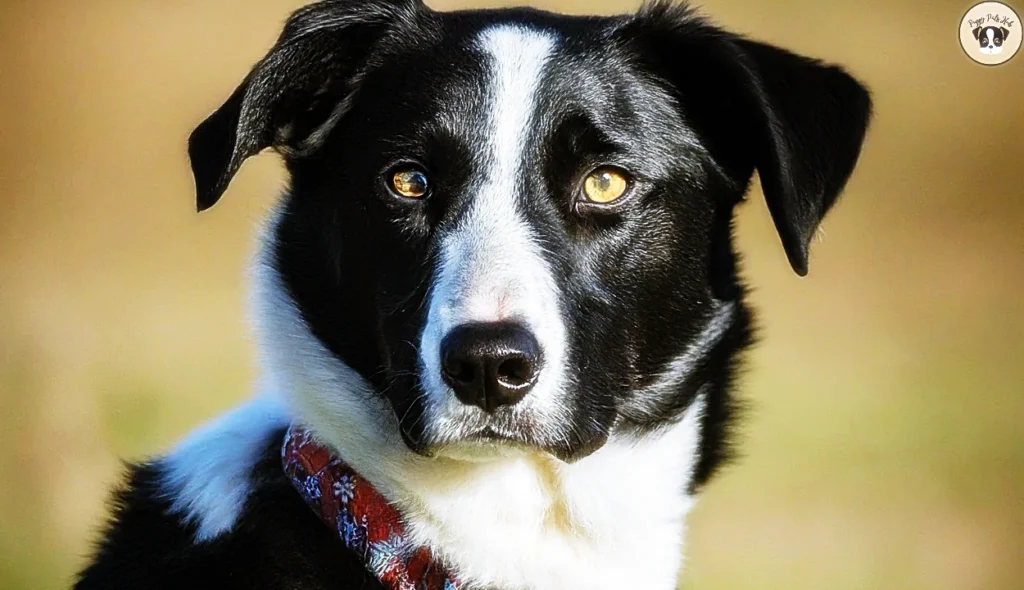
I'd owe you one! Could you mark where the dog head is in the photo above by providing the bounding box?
[188,0,870,465]
[973,25,1010,54]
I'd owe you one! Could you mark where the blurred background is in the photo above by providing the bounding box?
[1,0,1022,588]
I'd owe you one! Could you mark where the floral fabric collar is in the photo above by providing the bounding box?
[281,426,459,590]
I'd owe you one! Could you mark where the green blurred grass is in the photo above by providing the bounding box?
[2,0,1023,588]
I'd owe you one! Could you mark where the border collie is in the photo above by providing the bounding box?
[76,1,871,588]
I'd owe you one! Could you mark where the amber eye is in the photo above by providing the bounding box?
[391,168,429,199]
[582,167,630,204]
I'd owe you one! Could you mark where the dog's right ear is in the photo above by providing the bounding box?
[189,0,422,211]
[973,26,983,40]
[1000,27,1010,39]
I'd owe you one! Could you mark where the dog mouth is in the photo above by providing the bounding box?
[393,389,607,463]
[433,425,548,460]
[401,404,549,454]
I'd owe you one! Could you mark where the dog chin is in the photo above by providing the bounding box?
[409,415,605,464]
[980,46,1003,55]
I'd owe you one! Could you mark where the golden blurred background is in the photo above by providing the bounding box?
[1,0,1022,588]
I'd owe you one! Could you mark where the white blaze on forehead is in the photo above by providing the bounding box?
[479,25,554,187]
[419,26,567,430]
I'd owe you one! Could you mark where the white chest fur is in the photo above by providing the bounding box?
[400,397,705,590]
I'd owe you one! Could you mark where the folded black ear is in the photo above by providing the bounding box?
[732,39,872,275]
[189,0,421,211]
[1001,27,1010,39]
[974,26,983,40]
[621,3,871,275]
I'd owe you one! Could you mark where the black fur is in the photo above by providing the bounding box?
[76,431,386,589]
[80,0,871,587]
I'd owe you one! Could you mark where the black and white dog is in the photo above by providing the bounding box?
[973,25,1010,55]
[77,1,870,588]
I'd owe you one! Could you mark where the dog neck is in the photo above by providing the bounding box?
[274,381,703,590]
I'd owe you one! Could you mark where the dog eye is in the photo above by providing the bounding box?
[390,168,429,199]
[582,167,630,204]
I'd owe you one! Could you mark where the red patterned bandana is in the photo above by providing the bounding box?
[281,426,460,590]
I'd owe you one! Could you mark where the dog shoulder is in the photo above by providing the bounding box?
[75,397,379,589]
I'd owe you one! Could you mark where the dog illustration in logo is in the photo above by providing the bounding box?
[973,25,1010,54]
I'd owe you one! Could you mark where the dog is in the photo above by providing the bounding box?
[973,25,1010,55]
[76,1,871,588]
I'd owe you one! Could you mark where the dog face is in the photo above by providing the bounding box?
[189,0,870,464]
[974,26,1010,54]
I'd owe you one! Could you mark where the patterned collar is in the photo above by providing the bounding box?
[282,426,460,590]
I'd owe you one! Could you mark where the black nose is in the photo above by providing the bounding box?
[440,322,541,413]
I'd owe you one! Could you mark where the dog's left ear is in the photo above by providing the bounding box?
[1000,27,1010,39]
[974,26,983,40]
[624,4,872,275]
[189,0,422,211]
[729,38,872,275]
